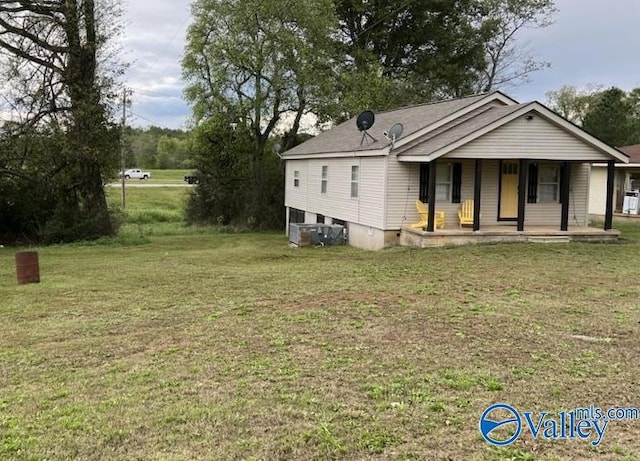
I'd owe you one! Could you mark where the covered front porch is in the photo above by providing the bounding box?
[409,157,618,234]
[400,224,621,248]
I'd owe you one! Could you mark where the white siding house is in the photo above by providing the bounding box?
[589,145,640,216]
[283,92,628,250]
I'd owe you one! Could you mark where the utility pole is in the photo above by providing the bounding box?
[121,88,127,209]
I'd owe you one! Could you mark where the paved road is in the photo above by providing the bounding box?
[107,182,194,188]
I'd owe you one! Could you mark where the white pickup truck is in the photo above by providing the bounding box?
[121,169,151,180]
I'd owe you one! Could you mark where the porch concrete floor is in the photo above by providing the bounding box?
[400,225,621,248]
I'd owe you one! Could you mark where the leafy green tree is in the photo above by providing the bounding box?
[628,87,640,144]
[545,85,601,125]
[0,0,122,242]
[334,0,490,105]
[183,0,336,227]
[332,0,557,113]
[583,87,635,147]
[124,126,192,169]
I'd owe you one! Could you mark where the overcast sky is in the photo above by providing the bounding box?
[122,0,640,130]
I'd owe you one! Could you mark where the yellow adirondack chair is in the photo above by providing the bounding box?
[411,200,445,229]
[458,200,475,227]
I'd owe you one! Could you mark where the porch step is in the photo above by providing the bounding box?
[527,235,571,243]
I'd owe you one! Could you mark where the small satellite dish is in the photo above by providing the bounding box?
[273,143,282,154]
[356,110,375,131]
[387,123,404,141]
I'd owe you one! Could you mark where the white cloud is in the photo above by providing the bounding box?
[119,0,640,129]
[510,0,640,103]
[122,0,191,129]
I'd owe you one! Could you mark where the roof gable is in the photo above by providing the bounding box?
[397,102,629,163]
[282,91,516,159]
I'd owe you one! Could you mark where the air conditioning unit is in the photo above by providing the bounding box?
[289,223,347,247]
[623,190,640,214]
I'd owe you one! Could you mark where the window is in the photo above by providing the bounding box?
[316,213,325,224]
[351,165,359,198]
[419,162,461,203]
[293,170,300,188]
[538,164,559,202]
[435,163,451,201]
[289,208,305,224]
[321,166,328,194]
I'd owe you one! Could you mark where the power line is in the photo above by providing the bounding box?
[130,111,183,130]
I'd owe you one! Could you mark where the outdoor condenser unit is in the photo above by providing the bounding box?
[289,223,347,247]
[623,190,640,215]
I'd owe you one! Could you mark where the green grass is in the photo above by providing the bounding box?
[2,199,640,459]
[147,169,192,183]
[107,186,189,229]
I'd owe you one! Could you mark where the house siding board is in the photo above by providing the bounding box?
[286,157,386,229]
[480,160,500,225]
[285,160,308,211]
[385,158,419,229]
[444,116,615,161]
[570,163,589,226]
[385,158,481,229]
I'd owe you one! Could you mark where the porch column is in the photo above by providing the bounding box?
[427,160,437,232]
[560,162,571,231]
[605,160,615,230]
[517,159,527,231]
[473,159,482,231]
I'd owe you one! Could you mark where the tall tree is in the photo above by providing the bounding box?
[332,0,557,114]
[0,0,121,241]
[183,0,336,227]
[583,87,634,147]
[476,0,556,92]
[334,0,491,106]
[183,0,336,154]
[545,84,601,125]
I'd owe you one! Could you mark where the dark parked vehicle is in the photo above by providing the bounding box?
[184,174,199,184]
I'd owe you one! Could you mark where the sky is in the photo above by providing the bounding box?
[122,0,640,130]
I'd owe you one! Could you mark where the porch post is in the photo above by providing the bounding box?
[427,160,437,232]
[605,160,615,230]
[473,159,482,231]
[517,159,527,232]
[560,162,571,231]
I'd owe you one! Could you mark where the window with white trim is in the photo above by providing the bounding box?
[321,166,328,194]
[293,170,300,188]
[351,165,359,198]
[538,164,559,202]
[435,163,452,201]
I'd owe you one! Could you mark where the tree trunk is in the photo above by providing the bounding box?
[64,0,113,236]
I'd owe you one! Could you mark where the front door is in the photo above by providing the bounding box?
[500,161,519,220]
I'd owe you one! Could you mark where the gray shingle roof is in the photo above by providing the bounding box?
[399,104,527,156]
[282,93,496,157]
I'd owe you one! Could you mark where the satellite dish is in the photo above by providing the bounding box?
[388,122,404,141]
[356,110,377,145]
[273,143,282,154]
[356,110,375,131]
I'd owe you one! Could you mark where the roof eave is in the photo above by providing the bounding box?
[391,91,519,153]
[402,102,629,163]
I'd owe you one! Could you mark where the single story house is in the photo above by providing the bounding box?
[589,144,640,215]
[282,91,628,250]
